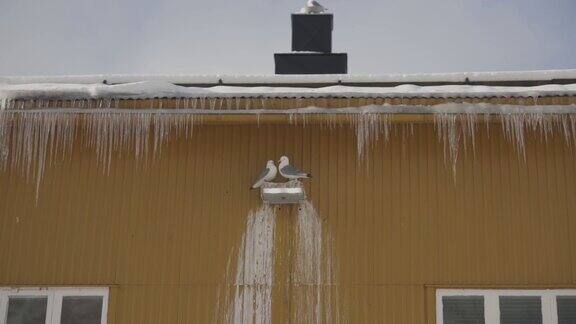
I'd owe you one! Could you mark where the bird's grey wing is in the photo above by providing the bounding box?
[254,167,271,183]
[281,164,305,176]
[314,1,326,8]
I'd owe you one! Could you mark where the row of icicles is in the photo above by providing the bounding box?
[1,110,576,199]
[1,97,380,111]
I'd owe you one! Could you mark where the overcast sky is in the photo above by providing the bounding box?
[0,0,575,76]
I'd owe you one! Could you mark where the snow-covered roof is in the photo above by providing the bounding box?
[2,70,576,111]
[1,81,576,104]
[2,69,576,87]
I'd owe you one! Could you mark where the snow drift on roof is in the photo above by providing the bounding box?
[1,81,576,105]
[1,69,576,86]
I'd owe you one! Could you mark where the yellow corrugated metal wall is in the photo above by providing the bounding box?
[1,122,575,323]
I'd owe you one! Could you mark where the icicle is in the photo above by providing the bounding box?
[301,112,309,128]
[2,112,78,200]
[353,112,389,161]
[3,101,576,202]
[432,111,576,174]
[499,112,551,160]
[0,111,202,199]
[434,113,461,177]
[226,97,233,110]
[0,112,8,168]
[570,115,576,147]
[460,112,477,156]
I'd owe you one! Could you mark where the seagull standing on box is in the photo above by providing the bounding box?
[300,0,328,14]
[251,160,278,189]
[278,156,312,180]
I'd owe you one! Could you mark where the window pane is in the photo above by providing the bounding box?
[60,296,103,324]
[499,296,542,324]
[6,297,47,324]
[442,296,485,324]
[557,296,576,324]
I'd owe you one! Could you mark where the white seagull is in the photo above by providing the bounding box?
[278,156,311,180]
[251,160,278,189]
[300,0,328,14]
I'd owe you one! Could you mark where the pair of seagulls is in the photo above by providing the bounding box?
[300,0,328,14]
[251,156,311,189]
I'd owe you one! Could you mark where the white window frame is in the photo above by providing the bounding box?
[0,288,54,324]
[0,287,108,324]
[437,289,576,324]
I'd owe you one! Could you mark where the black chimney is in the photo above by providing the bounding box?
[275,13,348,75]
[292,14,333,53]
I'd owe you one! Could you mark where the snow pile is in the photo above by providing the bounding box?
[0,81,211,103]
[210,83,576,98]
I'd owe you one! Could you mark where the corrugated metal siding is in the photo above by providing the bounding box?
[1,123,575,323]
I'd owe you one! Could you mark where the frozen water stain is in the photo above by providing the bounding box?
[292,201,340,324]
[230,205,276,324]
[215,200,341,324]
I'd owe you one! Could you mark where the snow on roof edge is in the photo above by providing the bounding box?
[2,82,576,106]
[2,69,576,86]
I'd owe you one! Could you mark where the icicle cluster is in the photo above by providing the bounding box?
[2,96,318,112]
[434,112,487,177]
[2,107,576,197]
[0,111,197,199]
[499,113,576,158]
[433,112,576,175]
[352,113,390,160]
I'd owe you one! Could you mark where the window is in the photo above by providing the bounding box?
[437,289,576,324]
[499,296,542,324]
[442,296,484,324]
[0,288,108,324]
[557,296,576,324]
